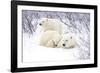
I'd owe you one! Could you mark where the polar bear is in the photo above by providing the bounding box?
[39,30,62,48]
[39,18,63,34]
[57,35,76,48]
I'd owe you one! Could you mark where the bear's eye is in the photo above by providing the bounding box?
[66,40,68,41]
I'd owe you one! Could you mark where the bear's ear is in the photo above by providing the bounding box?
[70,36,72,39]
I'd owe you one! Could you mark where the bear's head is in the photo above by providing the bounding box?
[39,18,57,31]
[57,36,76,48]
[39,18,49,27]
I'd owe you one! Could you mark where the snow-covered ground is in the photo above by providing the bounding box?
[23,34,79,63]
[23,25,89,63]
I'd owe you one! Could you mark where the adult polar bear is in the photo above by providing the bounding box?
[39,18,63,34]
[57,35,76,48]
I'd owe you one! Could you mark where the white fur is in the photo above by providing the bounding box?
[39,18,63,34]
[57,35,76,48]
[39,30,62,48]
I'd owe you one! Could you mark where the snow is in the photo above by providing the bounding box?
[22,11,90,63]
[23,26,79,63]
[23,44,79,63]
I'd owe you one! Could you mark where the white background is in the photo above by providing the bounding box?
[0,0,99,73]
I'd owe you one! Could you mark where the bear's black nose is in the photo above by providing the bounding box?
[63,44,65,46]
[39,23,42,25]
[55,45,57,46]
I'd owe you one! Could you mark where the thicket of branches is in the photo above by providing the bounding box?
[22,10,90,34]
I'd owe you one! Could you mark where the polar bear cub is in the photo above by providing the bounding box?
[39,30,62,48]
[39,18,63,34]
[57,35,76,48]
